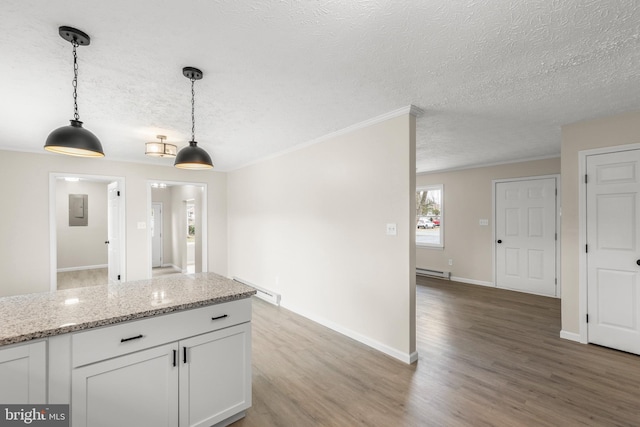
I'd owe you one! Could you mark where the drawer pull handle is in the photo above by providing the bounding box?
[183,346,187,364]
[120,334,144,343]
[173,349,177,367]
[211,314,228,321]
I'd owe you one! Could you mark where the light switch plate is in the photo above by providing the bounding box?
[479,219,489,226]
[386,223,397,236]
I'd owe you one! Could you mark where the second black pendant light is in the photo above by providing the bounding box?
[174,67,213,170]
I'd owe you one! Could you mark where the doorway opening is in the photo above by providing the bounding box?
[49,173,126,291]
[147,181,207,278]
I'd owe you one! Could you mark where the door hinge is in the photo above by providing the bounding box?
[555,233,557,241]
[586,314,589,323]
[555,278,557,285]
[117,274,121,281]
[584,174,588,184]
[585,244,588,253]
[555,188,558,196]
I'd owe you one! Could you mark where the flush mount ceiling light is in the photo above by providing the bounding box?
[174,67,213,170]
[44,26,104,158]
[145,135,177,157]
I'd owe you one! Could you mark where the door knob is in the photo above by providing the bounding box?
[637,260,640,266]
[105,240,110,244]
[497,239,502,244]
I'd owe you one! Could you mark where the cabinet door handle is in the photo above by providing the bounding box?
[120,334,144,343]
[211,314,228,321]
[183,346,187,364]
[173,349,177,367]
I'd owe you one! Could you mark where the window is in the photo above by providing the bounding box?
[416,185,443,248]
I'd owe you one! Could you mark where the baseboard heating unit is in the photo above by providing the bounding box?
[416,268,451,280]
[233,277,281,306]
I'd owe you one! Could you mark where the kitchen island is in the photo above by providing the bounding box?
[0,272,256,427]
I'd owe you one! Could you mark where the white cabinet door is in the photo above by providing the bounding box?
[72,343,179,427]
[179,323,252,427]
[0,341,46,403]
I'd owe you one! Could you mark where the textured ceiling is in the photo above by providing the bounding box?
[1,1,639,172]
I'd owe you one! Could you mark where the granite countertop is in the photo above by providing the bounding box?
[0,272,256,346]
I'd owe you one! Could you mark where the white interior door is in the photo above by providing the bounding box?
[152,202,163,268]
[107,182,120,283]
[495,178,557,296]
[586,149,640,355]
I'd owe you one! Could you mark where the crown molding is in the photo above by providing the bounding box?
[232,105,424,171]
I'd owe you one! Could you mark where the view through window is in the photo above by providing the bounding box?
[416,185,443,247]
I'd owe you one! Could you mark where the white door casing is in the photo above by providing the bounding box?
[152,202,163,268]
[586,149,640,355]
[495,177,558,297]
[49,173,125,291]
[147,181,208,279]
[107,181,121,284]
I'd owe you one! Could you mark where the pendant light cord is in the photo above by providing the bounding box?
[72,40,80,121]
[191,78,196,141]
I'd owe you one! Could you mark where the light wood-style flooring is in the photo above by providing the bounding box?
[236,276,640,426]
[56,266,183,290]
[57,268,108,290]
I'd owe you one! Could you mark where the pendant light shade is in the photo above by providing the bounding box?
[45,119,104,157]
[174,67,213,170]
[174,141,213,169]
[44,26,104,158]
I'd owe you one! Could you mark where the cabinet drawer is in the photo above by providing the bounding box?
[72,298,251,368]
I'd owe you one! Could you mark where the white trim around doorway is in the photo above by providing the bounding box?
[491,174,561,297]
[49,173,126,292]
[146,180,208,279]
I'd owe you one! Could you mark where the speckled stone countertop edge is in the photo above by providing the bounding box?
[0,291,256,347]
[0,273,257,347]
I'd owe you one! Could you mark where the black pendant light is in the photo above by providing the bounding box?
[44,26,104,157]
[174,67,213,170]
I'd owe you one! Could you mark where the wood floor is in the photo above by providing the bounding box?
[236,276,640,427]
[56,266,183,290]
[57,268,107,290]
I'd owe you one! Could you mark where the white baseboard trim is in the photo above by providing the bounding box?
[281,302,417,364]
[450,276,495,287]
[560,330,582,343]
[57,264,107,273]
[233,277,281,306]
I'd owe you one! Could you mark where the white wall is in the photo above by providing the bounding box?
[56,180,109,269]
[0,150,227,297]
[416,158,561,284]
[228,109,417,362]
